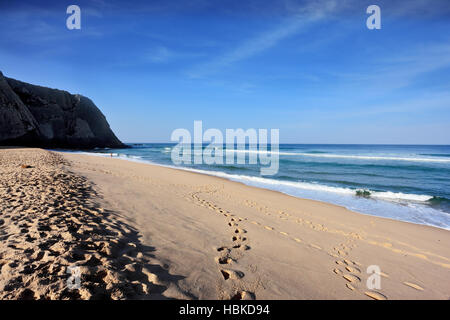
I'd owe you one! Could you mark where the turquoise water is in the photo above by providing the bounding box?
[83,144,450,229]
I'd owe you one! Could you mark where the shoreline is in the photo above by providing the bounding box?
[1,148,450,299]
[60,149,450,231]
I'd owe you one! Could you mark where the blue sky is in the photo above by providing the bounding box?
[1,0,450,144]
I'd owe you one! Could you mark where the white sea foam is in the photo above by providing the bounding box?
[178,168,433,202]
[224,149,450,163]
[370,191,432,202]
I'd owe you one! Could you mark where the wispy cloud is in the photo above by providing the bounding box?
[0,4,104,45]
[330,42,450,91]
[142,46,205,64]
[110,45,205,68]
[187,0,339,78]
[346,91,450,118]
[145,46,173,63]
[382,0,450,18]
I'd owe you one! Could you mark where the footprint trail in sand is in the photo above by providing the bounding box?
[189,190,255,300]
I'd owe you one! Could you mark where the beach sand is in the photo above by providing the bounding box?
[1,148,449,300]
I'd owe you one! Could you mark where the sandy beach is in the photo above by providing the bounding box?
[1,148,449,300]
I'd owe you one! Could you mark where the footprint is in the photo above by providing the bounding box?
[216,257,232,265]
[345,266,361,273]
[364,291,387,300]
[220,269,244,280]
[232,236,247,242]
[403,282,424,291]
[333,268,342,275]
[343,274,361,283]
[220,270,231,280]
[346,283,356,291]
[231,291,254,300]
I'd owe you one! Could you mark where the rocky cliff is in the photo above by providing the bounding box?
[0,71,125,149]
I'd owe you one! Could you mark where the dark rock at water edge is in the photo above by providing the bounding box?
[0,71,125,149]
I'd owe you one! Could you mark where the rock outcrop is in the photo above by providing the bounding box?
[0,71,125,149]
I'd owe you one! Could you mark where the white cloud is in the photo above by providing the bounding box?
[145,46,173,63]
[330,42,450,91]
[188,0,339,78]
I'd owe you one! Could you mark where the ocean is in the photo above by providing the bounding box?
[80,144,450,230]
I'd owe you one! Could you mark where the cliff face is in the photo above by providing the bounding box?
[0,71,125,149]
